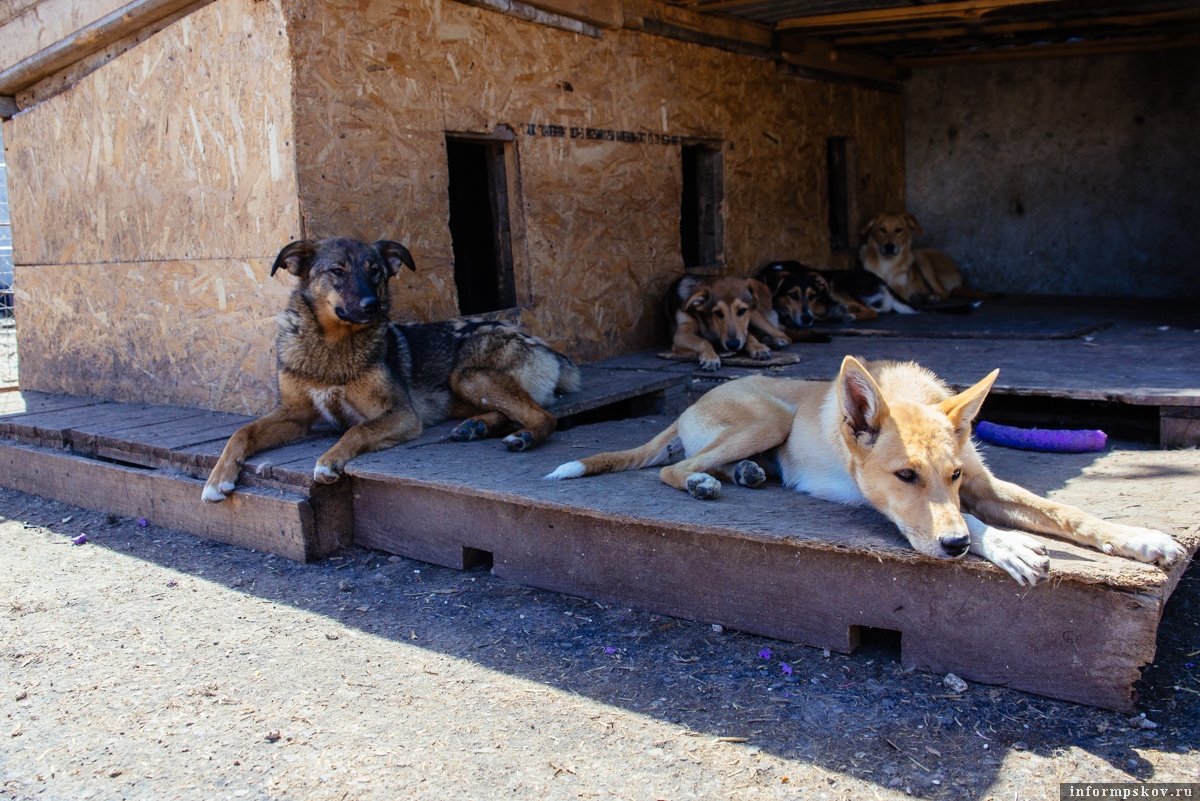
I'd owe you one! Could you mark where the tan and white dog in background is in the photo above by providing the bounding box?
[547,356,1184,585]
[860,213,996,305]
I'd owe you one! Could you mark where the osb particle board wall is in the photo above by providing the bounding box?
[4,0,301,413]
[4,0,902,413]
[287,0,904,362]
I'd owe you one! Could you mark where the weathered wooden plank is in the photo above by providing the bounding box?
[351,475,1191,712]
[0,390,105,418]
[0,440,334,561]
[0,0,212,95]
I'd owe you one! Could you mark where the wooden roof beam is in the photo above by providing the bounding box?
[897,30,1200,65]
[775,0,1067,33]
[833,7,1200,47]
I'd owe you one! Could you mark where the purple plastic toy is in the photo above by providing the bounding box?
[975,420,1107,453]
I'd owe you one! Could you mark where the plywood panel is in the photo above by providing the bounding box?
[3,0,301,266]
[13,258,288,413]
[286,0,904,360]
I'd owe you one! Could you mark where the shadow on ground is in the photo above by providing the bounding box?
[3,485,1196,800]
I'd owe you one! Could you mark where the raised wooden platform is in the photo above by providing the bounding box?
[2,298,1199,710]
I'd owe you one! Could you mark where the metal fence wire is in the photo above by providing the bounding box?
[0,288,15,388]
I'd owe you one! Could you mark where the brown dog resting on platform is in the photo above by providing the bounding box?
[665,274,791,371]
[860,213,997,305]
[202,237,580,502]
[547,356,1184,585]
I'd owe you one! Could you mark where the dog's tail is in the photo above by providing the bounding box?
[544,421,680,481]
[554,353,582,395]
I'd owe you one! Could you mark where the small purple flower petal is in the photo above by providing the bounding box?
[759,648,772,660]
[137,519,149,527]
[781,663,793,676]
[604,647,616,655]
[166,580,178,588]
[72,534,87,546]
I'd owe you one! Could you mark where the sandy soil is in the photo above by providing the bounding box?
[2,484,1198,801]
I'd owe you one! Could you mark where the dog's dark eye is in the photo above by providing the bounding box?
[788,290,800,300]
[736,307,747,316]
[951,469,962,482]
[328,266,346,278]
[894,468,918,483]
[713,309,724,319]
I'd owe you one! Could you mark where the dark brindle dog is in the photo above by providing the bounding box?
[202,237,580,502]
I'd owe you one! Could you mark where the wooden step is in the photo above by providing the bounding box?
[344,415,1200,713]
[0,439,347,562]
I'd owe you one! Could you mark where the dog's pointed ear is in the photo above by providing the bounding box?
[684,288,710,313]
[941,369,998,442]
[902,213,924,236]
[271,240,316,278]
[838,356,889,447]
[748,278,773,310]
[860,214,883,237]
[374,240,416,276]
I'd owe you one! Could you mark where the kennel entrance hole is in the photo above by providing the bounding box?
[680,142,724,271]
[445,133,516,315]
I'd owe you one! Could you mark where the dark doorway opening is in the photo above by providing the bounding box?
[446,136,516,315]
[680,143,724,271]
[827,136,855,252]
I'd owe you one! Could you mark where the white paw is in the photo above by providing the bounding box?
[1102,526,1185,567]
[544,461,586,481]
[313,464,341,484]
[698,356,721,371]
[201,483,230,503]
[965,515,1050,586]
[686,472,721,500]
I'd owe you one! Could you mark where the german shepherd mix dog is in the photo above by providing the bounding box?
[666,274,791,371]
[759,260,915,325]
[860,213,995,305]
[547,357,1184,584]
[202,238,580,502]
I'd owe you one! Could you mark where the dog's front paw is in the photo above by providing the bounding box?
[766,336,790,350]
[503,431,534,452]
[686,472,721,500]
[1101,526,1185,567]
[451,418,488,442]
[313,463,343,484]
[201,480,236,503]
[733,460,766,488]
[748,344,772,361]
[965,515,1050,586]
[987,530,1050,586]
[698,354,721,371]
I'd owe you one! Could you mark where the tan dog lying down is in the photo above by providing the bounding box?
[547,357,1183,585]
[665,274,791,371]
[860,213,996,305]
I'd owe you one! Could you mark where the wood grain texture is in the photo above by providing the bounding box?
[348,418,1200,711]
[3,0,300,266]
[285,0,904,361]
[0,439,329,561]
[13,258,288,413]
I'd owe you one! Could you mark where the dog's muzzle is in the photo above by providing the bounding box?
[724,338,743,351]
[938,533,970,558]
[882,243,898,256]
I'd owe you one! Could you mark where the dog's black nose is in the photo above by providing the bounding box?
[939,533,970,558]
[882,243,898,255]
[799,312,814,327]
[725,339,742,351]
[359,296,380,313]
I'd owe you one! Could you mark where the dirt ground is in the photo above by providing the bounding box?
[2,483,1198,801]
